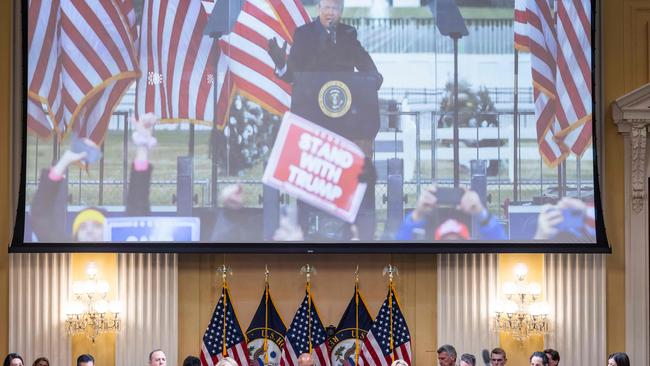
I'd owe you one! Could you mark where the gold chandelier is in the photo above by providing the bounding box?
[494,263,550,341]
[65,262,121,343]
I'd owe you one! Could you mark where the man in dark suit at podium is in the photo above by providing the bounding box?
[267,0,382,94]
[267,0,381,240]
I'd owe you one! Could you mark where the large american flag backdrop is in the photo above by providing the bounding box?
[358,287,411,366]
[200,286,249,366]
[27,0,138,144]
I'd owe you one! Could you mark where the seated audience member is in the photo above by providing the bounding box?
[534,197,596,241]
[183,356,201,366]
[149,350,167,366]
[543,348,559,366]
[76,354,95,366]
[3,354,23,366]
[297,354,313,366]
[436,344,457,366]
[529,352,548,366]
[31,358,49,366]
[607,352,630,366]
[460,353,476,366]
[396,187,506,240]
[216,357,239,366]
[390,360,409,366]
[30,113,158,242]
[490,348,507,366]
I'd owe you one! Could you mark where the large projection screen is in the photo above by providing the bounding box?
[12,0,610,252]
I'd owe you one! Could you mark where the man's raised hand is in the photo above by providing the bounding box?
[267,37,287,69]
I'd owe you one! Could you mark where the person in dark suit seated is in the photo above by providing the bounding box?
[267,0,382,89]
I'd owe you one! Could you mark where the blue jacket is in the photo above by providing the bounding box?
[395,211,507,241]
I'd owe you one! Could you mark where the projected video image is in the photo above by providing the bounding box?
[21,0,598,247]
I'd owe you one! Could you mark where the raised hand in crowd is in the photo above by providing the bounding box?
[131,112,158,165]
[534,197,593,241]
[412,186,438,222]
[219,184,245,210]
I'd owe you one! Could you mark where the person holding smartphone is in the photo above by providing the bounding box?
[395,186,506,241]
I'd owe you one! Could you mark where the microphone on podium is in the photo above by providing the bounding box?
[327,20,336,44]
[482,349,491,366]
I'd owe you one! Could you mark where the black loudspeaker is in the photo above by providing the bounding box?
[263,184,280,240]
[386,158,404,226]
[177,156,193,216]
[470,159,487,203]
[470,159,487,236]
[387,100,399,129]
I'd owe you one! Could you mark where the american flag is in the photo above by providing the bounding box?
[27,0,138,144]
[554,0,592,156]
[513,0,529,51]
[200,286,249,366]
[525,0,569,167]
[280,292,331,366]
[136,0,218,125]
[358,288,411,366]
[215,0,311,128]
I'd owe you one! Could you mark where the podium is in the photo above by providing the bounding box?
[290,72,379,240]
[291,72,380,141]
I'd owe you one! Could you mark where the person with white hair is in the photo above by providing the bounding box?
[390,359,409,366]
[216,357,239,366]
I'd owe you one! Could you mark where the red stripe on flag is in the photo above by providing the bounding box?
[29,0,59,92]
[144,0,156,115]
[231,74,288,115]
[219,41,291,95]
[60,13,113,80]
[243,2,291,41]
[195,44,218,122]
[268,0,299,38]
[558,4,591,91]
[178,5,206,118]
[74,0,131,71]
[556,53,587,118]
[156,0,170,118]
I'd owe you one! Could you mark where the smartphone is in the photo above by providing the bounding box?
[71,135,103,164]
[435,187,465,206]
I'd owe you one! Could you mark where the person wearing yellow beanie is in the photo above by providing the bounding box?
[72,208,106,242]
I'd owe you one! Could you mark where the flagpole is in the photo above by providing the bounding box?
[354,266,360,366]
[301,264,316,354]
[264,265,270,365]
[218,265,232,358]
[513,48,520,201]
[383,265,399,363]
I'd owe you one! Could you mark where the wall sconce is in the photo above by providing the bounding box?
[65,262,121,343]
[494,263,550,341]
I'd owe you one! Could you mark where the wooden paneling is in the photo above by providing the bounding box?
[0,0,13,357]
[603,0,650,355]
[116,253,178,366]
[8,254,71,365]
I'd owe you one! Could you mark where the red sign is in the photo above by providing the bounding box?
[262,112,367,223]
